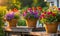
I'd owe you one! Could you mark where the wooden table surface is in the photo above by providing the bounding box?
[3,26,60,36]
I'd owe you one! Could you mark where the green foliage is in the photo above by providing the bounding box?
[56,13,60,22]
[17,19,26,26]
[7,0,47,9]
[46,14,58,23]
[42,7,49,11]
[0,10,6,36]
[0,28,4,36]
[0,12,3,27]
[0,10,6,27]
[7,0,21,10]
[40,13,59,23]
[0,7,7,36]
[19,0,33,8]
[14,14,20,19]
[32,0,47,7]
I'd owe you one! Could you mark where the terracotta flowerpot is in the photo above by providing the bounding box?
[44,22,58,33]
[58,22,60,24]
[26,19,38,28]
[7,19,18,28]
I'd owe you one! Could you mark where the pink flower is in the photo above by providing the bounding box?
[23,12,27,16]
[27,8,32,12]
[34,11,38,15]
[40,15,43,19]
[27,8,32,11]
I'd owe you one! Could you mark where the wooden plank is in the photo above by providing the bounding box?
[3,26,33,32]
[29,31,60,36]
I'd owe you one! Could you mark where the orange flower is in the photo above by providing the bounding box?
[32,7,37,12]
[12,8,18,12]
[37,6,42,11]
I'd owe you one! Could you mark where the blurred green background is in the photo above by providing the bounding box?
[0,0,50,36]
[6,0,48,10]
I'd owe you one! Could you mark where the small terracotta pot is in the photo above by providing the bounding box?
[7,19,18,28]
[44,22,58,33]
[26,19,38,28]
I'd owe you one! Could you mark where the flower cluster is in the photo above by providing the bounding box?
[40,12,58,23]
[40,6,60,23]
[5,12,20,21]
[22,7,42,19]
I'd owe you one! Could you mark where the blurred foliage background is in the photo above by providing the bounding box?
[0,0,50,36]
[0,6,7,36]
[6,0,48,10]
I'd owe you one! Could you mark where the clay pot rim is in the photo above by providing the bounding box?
[44,22,58,24]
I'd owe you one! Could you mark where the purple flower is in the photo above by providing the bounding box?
[34,11,38,15]
[6,12,14,20]
[30,12,34,15]
[34,14,39,18]
[22,8,40,19]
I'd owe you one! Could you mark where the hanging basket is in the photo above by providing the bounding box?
[44,22,58,33]
[7,19,18,28]
[26,19,38,28]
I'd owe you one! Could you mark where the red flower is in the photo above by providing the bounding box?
[58,8,60,11]
[44,12,46,14]
[52,13,56,17]
[40,13,45,19]
[47,12,52,15]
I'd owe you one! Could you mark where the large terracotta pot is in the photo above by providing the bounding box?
[26,19,38,28]
[44,22,58,33]
[7,19,18,28]
[58,22,60,24]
